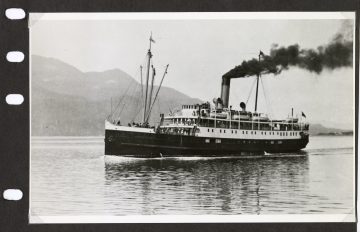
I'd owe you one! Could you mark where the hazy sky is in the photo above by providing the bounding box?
[30,13,355,129]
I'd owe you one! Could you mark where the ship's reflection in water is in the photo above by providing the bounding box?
[104,153,310,215]
[29,136,354,216]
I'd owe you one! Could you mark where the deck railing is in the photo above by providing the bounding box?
[162,117,309,132]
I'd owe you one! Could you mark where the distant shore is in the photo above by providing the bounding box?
[314,131,353,136]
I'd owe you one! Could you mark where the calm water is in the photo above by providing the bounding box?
[30,136,354,215]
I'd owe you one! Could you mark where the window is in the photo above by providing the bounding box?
[265,132,266,135]
[224,130,226,133]
[205,138,210,143]
[246,131,248,134]
[242,131,244,134]
[208,129,210,132]
[278,141,283,144]
[212,129,214,132]
[220,129,222,133]
[215,139,221,143]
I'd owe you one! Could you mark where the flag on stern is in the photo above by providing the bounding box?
[301,112,306,118]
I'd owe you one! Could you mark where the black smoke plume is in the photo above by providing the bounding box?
[223,21,353,78]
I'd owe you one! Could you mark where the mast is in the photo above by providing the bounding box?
[140,65,143,105]
[143,35,154,123]
[291,107,294,131]
[146,64,169,123]
[146,65,156,121]
[254,51,262,112]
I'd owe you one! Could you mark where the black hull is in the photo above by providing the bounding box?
[105,129,309,158]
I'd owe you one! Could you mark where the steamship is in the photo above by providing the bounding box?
[105,36,309,157]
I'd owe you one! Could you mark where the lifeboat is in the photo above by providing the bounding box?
[252,115,270,121]
[286,117,299,123]
[232,114,250,120]
[210,111,228,119]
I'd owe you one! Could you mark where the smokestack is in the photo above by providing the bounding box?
[220,77,231,108]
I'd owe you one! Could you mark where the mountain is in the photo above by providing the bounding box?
[31,55,201,136]
[31,55,352,137]
[309,123,353,136]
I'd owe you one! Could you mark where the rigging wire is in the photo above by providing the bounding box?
[122,53,157,122]
[108,45,168,124]
[109,80,136,121]
[260,77,274,119]
[109,53,148,122]
[246,76,258,105]
[119,80,140,117]
[145,64,169,122]
[111,77,138,120]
